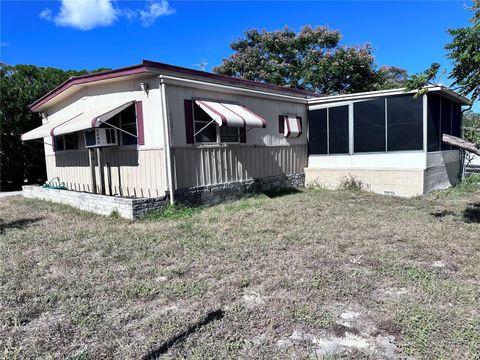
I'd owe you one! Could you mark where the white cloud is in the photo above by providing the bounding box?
[39,0,174,30]
[55,0,117,30]
[139,0,174,27]
[39,8,53,21]
[1,41,9,47]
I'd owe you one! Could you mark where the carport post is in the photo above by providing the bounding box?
[89,148,97,194]
[96,147,105,195]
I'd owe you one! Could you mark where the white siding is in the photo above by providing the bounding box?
[308,151,426,169]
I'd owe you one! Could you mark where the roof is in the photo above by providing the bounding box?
[307,86,471,106]
[29,60,318,112]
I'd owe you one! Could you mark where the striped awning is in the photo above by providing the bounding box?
[195,100,266,128]
[283,115,302,138]
[21,101,134,141]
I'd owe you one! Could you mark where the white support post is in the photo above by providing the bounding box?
[348,103,354,155]
[423,94,428,169]
[160,79,174,205]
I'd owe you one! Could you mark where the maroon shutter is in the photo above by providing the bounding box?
[135,101,145,145]
[184,99,194,144]
[240,126,247,143]
[279,115,284,134]
[51,136,56,152]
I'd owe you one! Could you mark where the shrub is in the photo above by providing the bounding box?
[339,175,365,191]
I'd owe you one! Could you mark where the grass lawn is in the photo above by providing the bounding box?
[1,181,479,359]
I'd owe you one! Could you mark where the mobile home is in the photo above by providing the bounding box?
[21,60,470,217]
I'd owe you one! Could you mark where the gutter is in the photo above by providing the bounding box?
[158,74,310,103]
[307,86,471,106]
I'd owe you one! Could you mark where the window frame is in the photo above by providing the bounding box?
[192,102,240,145]
[308,94,431,156]
[54,133,78,152]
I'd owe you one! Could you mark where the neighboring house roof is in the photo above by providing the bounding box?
[307,86,471,106]
[29,60,319,112]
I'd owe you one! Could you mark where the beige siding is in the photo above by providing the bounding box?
[172,145,307,189]
[46,148,167,198]
[164,83,308,147]
[43,75,165,156]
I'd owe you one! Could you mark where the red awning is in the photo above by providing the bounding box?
[195,100,266,128]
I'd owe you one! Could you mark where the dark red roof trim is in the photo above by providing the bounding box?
[29,60,318,111]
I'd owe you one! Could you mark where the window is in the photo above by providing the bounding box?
[354,98,386,153]
[193,102,239,143]
[441,97,452,150]
[427,94,463,152]
[120,104,138,145]
[452,102,462,138]
[328,106,349,154]
[308,108,327,154]
[54,133,78,151]
[101,103,138,145]
[387,95,423,151]
[427,93,441,152]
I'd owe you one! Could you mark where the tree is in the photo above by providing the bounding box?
[406,1,479,103]
[375,66,409,91]
[0,64,108,190]
[462,111,480,169]
[213,26,406,95]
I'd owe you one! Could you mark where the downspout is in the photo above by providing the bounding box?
[159,77,174,205]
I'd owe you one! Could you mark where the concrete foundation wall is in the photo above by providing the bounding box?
[175,173,305,205]
[304,168,424,197]
[23,185,168,219]
[23,173,304,218]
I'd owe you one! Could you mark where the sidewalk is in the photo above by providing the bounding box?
[0,191,23,199]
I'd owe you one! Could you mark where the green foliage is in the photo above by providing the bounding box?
[213,25,407,94]
[453,175,480,194]
[404,63,442,96]
[142,203,202,221]
[446,0,480,103]
[462,111,480,147]
[339,175,365,191]
[0,64,109,190]
[375,65,409,90]
[406,1,479,102]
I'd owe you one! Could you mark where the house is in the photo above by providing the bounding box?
[21,60,470,218]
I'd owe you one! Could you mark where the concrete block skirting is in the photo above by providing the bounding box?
[175,173,305,205]
[22,173,305,219]
[22,185,169,219]
[304,168,424,197]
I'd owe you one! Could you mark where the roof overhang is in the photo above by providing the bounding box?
[29,60,316,112]
[307,86,471,107]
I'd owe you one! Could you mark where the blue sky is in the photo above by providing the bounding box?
[0,1,474,93]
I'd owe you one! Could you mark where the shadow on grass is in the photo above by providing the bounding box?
[142,309,224,359]
[142,203,203,221]
[0,217,44,235]
[263,187,301,199]
[463,203,480,223]
[430,210,455,218]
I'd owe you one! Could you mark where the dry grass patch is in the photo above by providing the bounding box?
[1,183,479,359]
